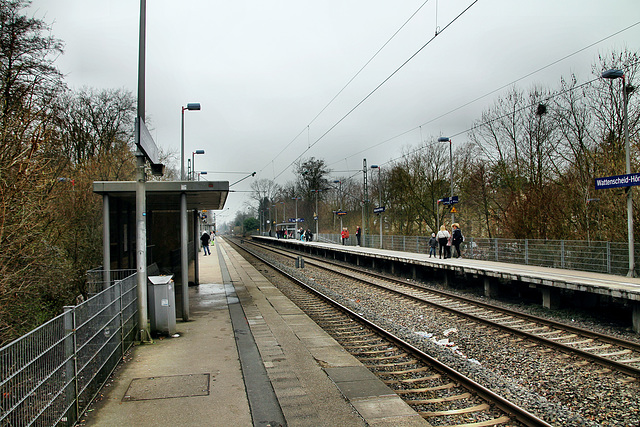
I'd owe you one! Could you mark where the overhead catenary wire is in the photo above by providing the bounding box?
[379,59,639,169]
[272,0,480,181]
[331,20,640,168]
[257,0,434,177]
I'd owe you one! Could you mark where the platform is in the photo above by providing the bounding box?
[254,235,640,332]
[82,238,428,427]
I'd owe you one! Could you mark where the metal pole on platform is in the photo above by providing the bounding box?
[135,0,151,342]
[602,69,635,277]
[102,194,110,290]
[181,193,189,320]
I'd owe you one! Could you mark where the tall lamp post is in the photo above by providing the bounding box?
[602,69,635,277]
[181,103,201,180]
[438,136,455,225]
[370,166,383,248]
[191,149,205,180]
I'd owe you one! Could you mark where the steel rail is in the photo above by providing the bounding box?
[247,239,640,378]
[230,238,552,427]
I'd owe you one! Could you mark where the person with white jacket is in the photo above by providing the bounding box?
[436,225,451,259]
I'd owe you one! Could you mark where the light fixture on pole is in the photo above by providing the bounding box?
[602,68,635,277]
[370,166,383,248]
[438,136,455,225]
[191,149,205,180]
[181,103,200,180]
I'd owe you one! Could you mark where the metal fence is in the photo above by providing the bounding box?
[0,272,138,426]
[313,233,635,277]
[86,268,137,296]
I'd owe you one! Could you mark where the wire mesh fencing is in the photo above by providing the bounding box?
[0,273,138,427]
[304,233,636,277]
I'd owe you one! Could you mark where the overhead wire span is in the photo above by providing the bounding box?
[380,64,640,169]
[274,0,480,180]
[332,20,640,168]
[257,0,433,177]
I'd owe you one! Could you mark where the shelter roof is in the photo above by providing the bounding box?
[93,180,229,211]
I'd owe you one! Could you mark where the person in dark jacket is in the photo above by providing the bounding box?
[356,226,361,246]
[200,231,211,256]
[428,233,437,258]
[452,223,463,258]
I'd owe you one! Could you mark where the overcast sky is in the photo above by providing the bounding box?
[29,0,640,222]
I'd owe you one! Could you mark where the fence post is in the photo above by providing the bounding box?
[525,239,529,265]
[607,241,612,274]
[403,235,406,252]
[494,238,499,261]
[63,306,78,425]
[117,279,125,361]
[561,240,565,269]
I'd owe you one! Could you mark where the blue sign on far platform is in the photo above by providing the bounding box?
[595,173,640,190]
[439,196,459,205]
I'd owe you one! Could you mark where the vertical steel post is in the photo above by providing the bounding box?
[181,193,189,321]
[363,158,368,247]
[102,194,111,289]
[135,0,150,342]
[193,210,199,286]
[63,307,78,424]
[623,78,635,277]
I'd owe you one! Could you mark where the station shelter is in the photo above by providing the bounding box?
[93,180,229,321]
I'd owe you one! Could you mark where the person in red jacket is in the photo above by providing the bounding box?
[341,227,349,245]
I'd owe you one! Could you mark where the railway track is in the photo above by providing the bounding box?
[244,238,640,380]
[228,238,552,427]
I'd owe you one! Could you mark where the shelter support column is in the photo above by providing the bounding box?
[193,210,199,286]
[102,194,111,290]
[632,302,640,333]
[181,192,189,321]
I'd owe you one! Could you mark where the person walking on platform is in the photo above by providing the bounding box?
[341,227,349,245]
[356,226,361,246]
[200,231,211,256]
[428,233,437,257]
[452,223,464,258]
[436,225,450,259]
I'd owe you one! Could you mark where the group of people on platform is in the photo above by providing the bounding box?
[274,228,314,241]
[429,223,464,259]
[268,222,464,259]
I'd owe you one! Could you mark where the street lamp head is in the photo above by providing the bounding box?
[602,69,624,80]
[370,165,379,169]
[438,137,451,143]
[194,149,205,155]
[199,171,207,175]
[185,102,201,110]
[333,179,341,183]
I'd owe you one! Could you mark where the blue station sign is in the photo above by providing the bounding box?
[595,173,640,190]
[373,206,385,214]
[439,196,459,205]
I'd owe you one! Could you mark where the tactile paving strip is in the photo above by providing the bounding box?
[122,373,211,401]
